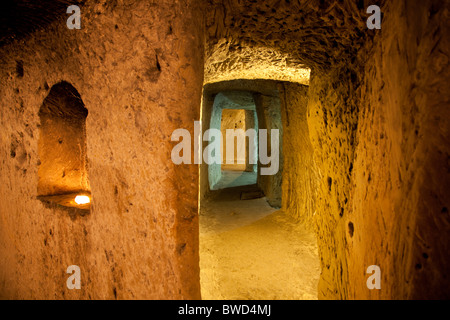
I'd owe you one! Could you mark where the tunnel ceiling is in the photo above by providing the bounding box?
[204,79,280,98]
[205,0,382,83]
[1,0,379,80]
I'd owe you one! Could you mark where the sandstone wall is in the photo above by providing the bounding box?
[307,0,450,299]
[279,83,318,227]
[0,0,204,299]
[254,93,283,208]
[199,91,215,201]
[348,0,450,299]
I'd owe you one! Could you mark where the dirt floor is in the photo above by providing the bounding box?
[199,182,320,300]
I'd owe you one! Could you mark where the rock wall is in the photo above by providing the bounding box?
[279,83,318,226]
[199,91,215,201]
[254,93,283,208]
[307,0,450,299]
[348,0,449,299]
[244,110,257,172]
[307,64,361,299]
[0,0,204,299]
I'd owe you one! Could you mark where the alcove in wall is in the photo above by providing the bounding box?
[206,91,259,190]
[37,81,91,211]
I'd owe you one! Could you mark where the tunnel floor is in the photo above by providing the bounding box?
[199,185,320,300]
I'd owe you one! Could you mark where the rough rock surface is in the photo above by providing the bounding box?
[279,83,318,226]
[0,0,204,299]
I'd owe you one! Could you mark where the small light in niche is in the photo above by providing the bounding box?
[74,195,90,205]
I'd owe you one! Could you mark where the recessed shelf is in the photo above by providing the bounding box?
[37,192,91,211]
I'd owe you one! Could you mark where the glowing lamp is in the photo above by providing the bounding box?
[74,195,90,205]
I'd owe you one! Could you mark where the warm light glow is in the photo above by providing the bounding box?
[74,195,90,205]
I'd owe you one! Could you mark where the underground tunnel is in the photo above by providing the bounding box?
[0,0,449,301]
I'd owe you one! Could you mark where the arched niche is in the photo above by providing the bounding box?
[37,81,91,210]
